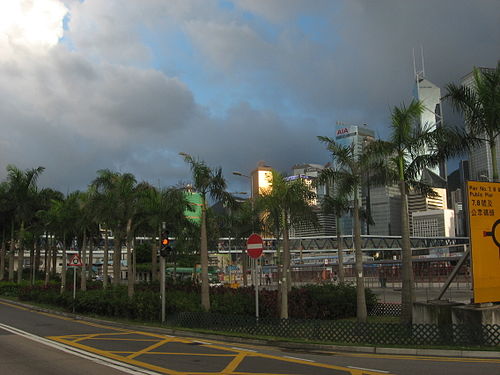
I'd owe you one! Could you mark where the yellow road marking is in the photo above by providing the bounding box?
[73,333,102,343]
[3,300,496,373]
[141,352,235,357]
[221,352,247,374]
[88,337,161,341]
[0,301,30,311]
[48,335,183,375]
[323,350,500,364]
[126,337,173,359]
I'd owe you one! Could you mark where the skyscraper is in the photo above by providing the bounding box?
[288,163,336,237]
[334,123,375,235]
[413,68,446,180]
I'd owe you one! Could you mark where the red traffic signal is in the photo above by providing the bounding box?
[160,231,170,257]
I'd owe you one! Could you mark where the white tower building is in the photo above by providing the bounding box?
[412,50,446,180]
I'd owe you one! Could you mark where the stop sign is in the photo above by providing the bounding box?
[246,233,263,259]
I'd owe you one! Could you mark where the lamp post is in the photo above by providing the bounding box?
[232,171,254,287]
[227,191,247,284]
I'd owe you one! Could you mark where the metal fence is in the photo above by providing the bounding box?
[167,311,500,347]
[369,302,402,317]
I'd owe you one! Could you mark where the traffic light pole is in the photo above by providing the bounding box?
[160,255,166,324]
[161,222,166,324]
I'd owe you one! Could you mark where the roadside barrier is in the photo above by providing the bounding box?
[168,311,500,347]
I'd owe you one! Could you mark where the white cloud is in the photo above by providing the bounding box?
[0,0,499,192]
[0,0,67,50]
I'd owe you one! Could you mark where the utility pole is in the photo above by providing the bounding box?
[160,222,166,324]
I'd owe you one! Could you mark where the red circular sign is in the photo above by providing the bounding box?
[246,233,263,259]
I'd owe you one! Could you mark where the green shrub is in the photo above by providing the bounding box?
[0,282,23,297]
[0,280,376,322]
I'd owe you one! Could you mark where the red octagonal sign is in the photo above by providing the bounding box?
[246,233,263,259]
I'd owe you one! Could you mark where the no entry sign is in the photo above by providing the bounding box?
[246,233,263,259]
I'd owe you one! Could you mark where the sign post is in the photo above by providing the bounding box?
[68,254,83,313]
[467,181,500,303]
[247,234,263,319]
[160,222,166,324]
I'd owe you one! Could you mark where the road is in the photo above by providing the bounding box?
[0,300,498,375]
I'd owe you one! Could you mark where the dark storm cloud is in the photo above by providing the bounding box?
[0,0,498,193]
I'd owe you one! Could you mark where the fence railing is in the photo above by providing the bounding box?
[369,302,402,317]
[167,311,500,347]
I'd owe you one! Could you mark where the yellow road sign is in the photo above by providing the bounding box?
[467,181,500,303]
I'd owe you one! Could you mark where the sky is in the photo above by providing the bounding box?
[0,0,499,194]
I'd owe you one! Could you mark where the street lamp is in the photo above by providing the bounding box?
[226,191,247,284]
[232,170,255,287]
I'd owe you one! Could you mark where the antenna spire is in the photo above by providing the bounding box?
[420,45,425,78]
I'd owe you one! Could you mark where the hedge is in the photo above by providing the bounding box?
[0,281,376,322]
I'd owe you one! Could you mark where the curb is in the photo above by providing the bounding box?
[1,298,499,359]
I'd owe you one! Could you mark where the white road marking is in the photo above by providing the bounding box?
[231,346,257,352]
[193,340,212,345]
[283,355,316,362]
[0,323,158,375]
[348,365,390,373]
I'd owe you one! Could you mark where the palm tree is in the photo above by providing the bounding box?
[91,170,151,297]
[0,182,12,281]
[142,186,191,282]
[180,154,234,311]
[317,137,376,322]
[367,99,445,324]
[321,193,349,283]
[30,188,63,284]
[4,165,45,283]
[47,192,80,292]
[257,170,317,319]
[445,62,500,182]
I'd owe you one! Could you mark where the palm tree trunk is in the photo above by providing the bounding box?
[44,232,50,286]
[152,225,160,282]
[200,197,210,311]
[80,229,87,291]
[280,213,290,319]
[0,226,6,281]
[336,214,345,283]
[354,196,367,322]
[51,238,57,277]
[17,221,25,284]
[113,231,121,286]
[126,219,134,298]
[103,228,109,289]
[34,239,41,281]
[8,220,15,281]
[490,140,499,182]
[29,241,35,285]
[61,232,67,293]
[132,238,136,283]
[88,239,93,281]
[400,182,414,324]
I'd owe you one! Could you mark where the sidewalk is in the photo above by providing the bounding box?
[373,286,473,304]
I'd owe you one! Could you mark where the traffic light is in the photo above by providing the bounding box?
[160,231,171,257]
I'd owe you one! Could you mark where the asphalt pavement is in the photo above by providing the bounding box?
[0,299,498,375]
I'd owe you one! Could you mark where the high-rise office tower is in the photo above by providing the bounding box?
[412,53,447,180]
[288,163,336,237]
[369,185,402,236]
[334,123,375,235]
[462,67,500,182]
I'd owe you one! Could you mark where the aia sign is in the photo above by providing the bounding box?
[336,127,349,136]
